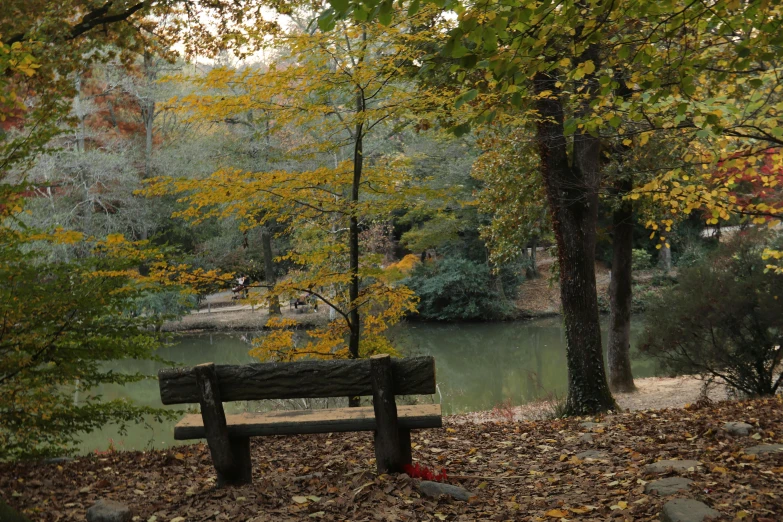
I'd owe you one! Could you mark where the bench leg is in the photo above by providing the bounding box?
[216,437,252,487]
[399,428,412,467]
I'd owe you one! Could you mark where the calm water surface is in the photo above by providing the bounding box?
[77,317,656,453]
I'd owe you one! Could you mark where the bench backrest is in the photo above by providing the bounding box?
[158,356,436,405]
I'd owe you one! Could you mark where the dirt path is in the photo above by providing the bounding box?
[162,303,330,332]
[452,375,730,424]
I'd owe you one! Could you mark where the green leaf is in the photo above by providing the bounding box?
[451,122,471,137]
[328,0,349,12]
[378,0,393,25]
[317,10,336,32]
[563,118,578,136]
[455,89,478,109]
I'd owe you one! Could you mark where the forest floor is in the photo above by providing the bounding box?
[452,376,730,424]
[2,397,781,521]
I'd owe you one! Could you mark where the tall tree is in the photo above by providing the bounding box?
[145,11,447,380]
[327,0,783,414]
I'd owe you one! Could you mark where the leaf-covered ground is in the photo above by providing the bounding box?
[2,397,781,521]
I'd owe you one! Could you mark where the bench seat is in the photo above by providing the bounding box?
[175,404,442,440]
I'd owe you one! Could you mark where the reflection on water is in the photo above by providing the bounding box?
[77,317,655,453]
[387,317,655,415]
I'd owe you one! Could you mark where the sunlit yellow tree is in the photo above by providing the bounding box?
[146,9,452,383]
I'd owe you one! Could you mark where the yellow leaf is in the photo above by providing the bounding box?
[174,452,185,460]
[569,506,593,514]
[617,501,628,509]
[545,509,568,518]
[712,466,728,474]
[582,60,596,74]
[622,138,632,146]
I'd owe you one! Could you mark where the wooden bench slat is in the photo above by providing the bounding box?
[159,357,436,405]
[174,404,442,440]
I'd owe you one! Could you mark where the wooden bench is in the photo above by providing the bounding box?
[158,355,441,486]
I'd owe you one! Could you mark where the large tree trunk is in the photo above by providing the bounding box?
[607,178,636,393]
[533,66,615,416]
[260,225,280,315]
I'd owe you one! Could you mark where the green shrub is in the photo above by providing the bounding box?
[404,257,514,321]
[639,232,783,397]
[631,248,652,270]
[650,273,677,287]
[675,244,708,268]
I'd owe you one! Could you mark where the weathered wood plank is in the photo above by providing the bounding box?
[174,404,442,440]
[371,354,402,473]
[159,357,436,405]
[217,437,252,487]
[193,363,235,476]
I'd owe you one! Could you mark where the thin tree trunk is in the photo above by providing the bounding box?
[607,178,636,393]
[659,242,672,272]
[527,236,539,279]
[533,63,615,416]
[142,50,156,181]
[260,225,280,315]
[347,28,367,408]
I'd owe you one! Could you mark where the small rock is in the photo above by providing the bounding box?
[744,444,783,455]
[723,421,753,436]
[644,477,693,496]
[418,481,475,502]
[644,460,702,474]
[578,433,594,444]
[86,500,132,522]
[660,498,719,522]
[576,450,608,460]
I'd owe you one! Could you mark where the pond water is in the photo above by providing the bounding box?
[77,317,657,454]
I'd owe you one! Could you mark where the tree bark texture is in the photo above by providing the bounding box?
[370,355,402,473]
[260,225,280,314]
[159,357,437,405]
[533,64,615,415]
[607,178,636,393]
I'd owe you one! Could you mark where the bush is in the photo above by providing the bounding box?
[675,244,709,268]
[639,232,783,397]
[403,257,513,321]
[631,248,652,270]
